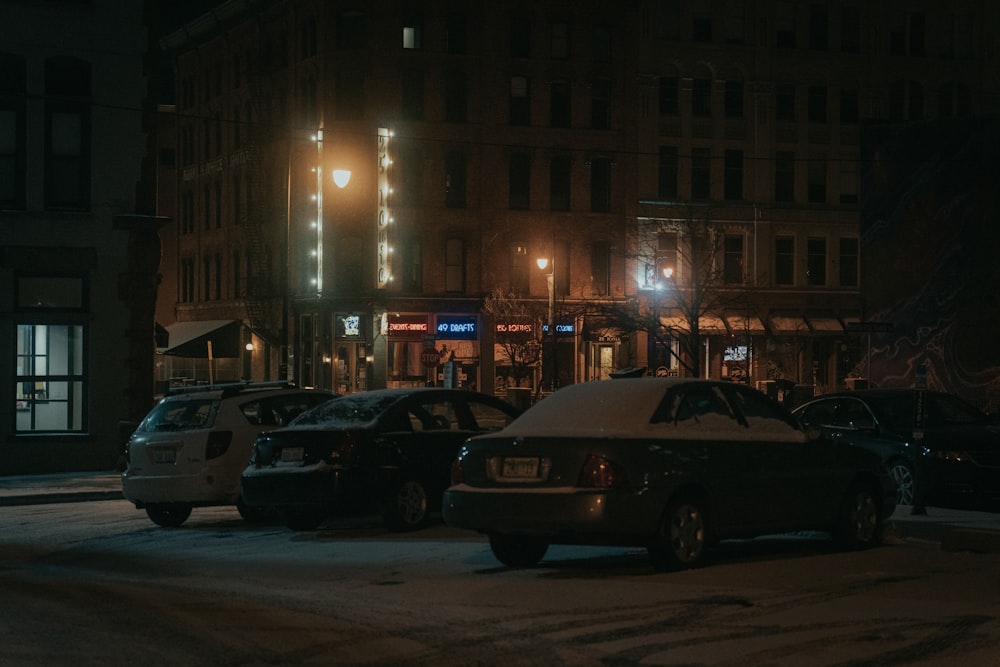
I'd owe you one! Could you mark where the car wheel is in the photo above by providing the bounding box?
[382,479,429,532]
[648,497,707,571]
[282,509,325,531]
[834,481,882,550]
[236,496,277,524]
[145,504,192,528]
[887,459,916,506]
[488,534,549,568]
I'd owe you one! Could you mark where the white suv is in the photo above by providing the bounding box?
[122,382,336,527]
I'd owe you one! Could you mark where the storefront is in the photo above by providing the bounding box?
[384,313,481,391]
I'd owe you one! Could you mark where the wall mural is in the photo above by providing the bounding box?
[861,116,1000,409]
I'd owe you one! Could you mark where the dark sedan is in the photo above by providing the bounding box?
[443,379,896,571]
[241,388,521,531]
[794,390,1000,508]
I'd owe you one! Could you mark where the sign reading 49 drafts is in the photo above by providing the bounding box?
[376,128,391,289]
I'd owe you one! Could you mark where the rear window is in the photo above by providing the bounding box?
[290,393,402,427]
[137,399,218,432]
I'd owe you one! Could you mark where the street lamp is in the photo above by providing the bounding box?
[537,256,555,392]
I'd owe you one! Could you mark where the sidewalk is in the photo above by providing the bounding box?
[1,471,999,553]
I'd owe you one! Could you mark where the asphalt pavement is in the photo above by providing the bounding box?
[2,471,1000,554]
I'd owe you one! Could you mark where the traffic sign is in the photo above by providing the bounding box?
[419,348,440,367]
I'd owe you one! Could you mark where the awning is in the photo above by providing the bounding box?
[158,320,241,358]
[768,314,810,334]
[724,313,766,335]
[660,314,728,335]
[806,314,844,333]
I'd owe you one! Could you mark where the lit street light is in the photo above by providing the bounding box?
[537,256,555,392]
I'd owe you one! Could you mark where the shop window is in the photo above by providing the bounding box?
[775,237,794,285]
[15,324,86,433]
[402,9,423,49]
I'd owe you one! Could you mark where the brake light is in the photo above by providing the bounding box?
[578,455,628,488]
[451,457,465,485]
[205,430,233,460]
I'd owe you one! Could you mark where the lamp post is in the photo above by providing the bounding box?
[536,256,555,392]
[652,267,674,374]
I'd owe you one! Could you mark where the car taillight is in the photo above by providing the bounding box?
[578,455,628,489]
[205,430,233,460]
[451,457,465,485]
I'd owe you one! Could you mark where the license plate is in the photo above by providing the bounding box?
[280,447,304,462]
[502,457,539,478]
[153,448,176,464]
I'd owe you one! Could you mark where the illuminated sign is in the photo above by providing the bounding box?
[496,322,534,334]
[436,315,478,340]
[387,314,428,339]
[336,313,363,339]
[542,323,576,334]
[724,345,748,362]
[376,128,391,288]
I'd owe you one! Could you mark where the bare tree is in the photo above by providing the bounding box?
[482,287,545,395]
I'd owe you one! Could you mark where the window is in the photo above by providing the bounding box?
[692,11,712,42]
[692,78,711,117]
[510,76,530,125]
[233,251,242,298]
[551,22,569,59]
[775,83,795,122]
[45,57,91,210]
[550,155,570,211]
[776,2,796,48]
[775,151,794,201]
[446,13,467,54]
[337,11,365,50]
[807,86,826,122]
[591,24,611,62]
[724,150,743,201]
[444,70,467,122]
[724,235,744,284]
[232,175,241,225]
[398,143,423,205]
[15,324,85,433]
[658,146,678,199]
[203,184,210,230]
[510,17,531,58]
[691,148,710,200]
[182,189,194,234]
[807,153,826,203]
[839,238,858,286]
[0,53,26,209]
[510,244,530,294]
[181,258,195,302]
[807,238,826,286]
[402,9,423,49]
[657,232,678,283]
[203,256,211,300]
[890,80,924,122]
[591,241,610,296]
[808,4,828,50]
[659,76,678,114]
[401,70,424,120]
[839,152,858,203]
[214,253,222,300]
[840,88,858,123]
[938,14,972,59]
[591,78,611,130]
[724,81,743,118]
[445,151,466,208]
[509,152,530,209]
[550,80,570,127]
[774,237,794,285]
[654,0,680,39]
[590,157,611,213]
[841,6,860,52]
[939,82,972,118]
[446,238,465,292]
[215,179,222,228]
[400,237,422,293]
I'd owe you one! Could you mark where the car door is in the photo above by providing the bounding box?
[392,395,479,499]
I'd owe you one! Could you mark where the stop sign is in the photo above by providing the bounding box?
[420,348,440,367]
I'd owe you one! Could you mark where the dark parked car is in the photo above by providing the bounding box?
[793,390,1000,508]
[443,379,896,571]
[241,388,522,531]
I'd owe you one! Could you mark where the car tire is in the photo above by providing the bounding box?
[382,479,429,532]
[236,496,277,524]
[145,504,192,528]
[648,496,708,571]
[488,534,549,568]
[834,481,882,550]
[282,509,325,531]
[887,459,916,506]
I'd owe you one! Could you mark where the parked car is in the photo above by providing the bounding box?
[442,379,896,572]
[240,387,522,531]
[793,389,1000,508]
[122,382,336,527]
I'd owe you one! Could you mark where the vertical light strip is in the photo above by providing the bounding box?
[376,127,392,288]
[315,129,324,294]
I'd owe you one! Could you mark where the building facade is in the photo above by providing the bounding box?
[0,0,162,473]
[159,0,999,402]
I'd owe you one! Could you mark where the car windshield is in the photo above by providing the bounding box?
[289,393,402,427]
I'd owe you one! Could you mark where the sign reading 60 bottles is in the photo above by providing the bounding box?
[376,128,391,289]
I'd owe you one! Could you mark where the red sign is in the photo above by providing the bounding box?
[420,348,440,368]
